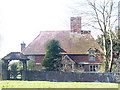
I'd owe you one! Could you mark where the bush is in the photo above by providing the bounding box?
[27,59,36,71]
[9,63,18,79]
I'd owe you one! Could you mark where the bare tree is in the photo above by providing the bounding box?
[85,0,117,72]
[70,0,118,72]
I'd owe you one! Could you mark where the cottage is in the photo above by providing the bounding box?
[21,17,105,72]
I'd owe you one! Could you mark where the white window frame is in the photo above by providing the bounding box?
[89,65,99,72]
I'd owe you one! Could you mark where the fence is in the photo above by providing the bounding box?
[26,71,116,82]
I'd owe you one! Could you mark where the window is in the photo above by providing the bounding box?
[89,65,99,72]
[88,49,96,61]
[78,64,84,69]
[88,48,101,61]
[89,55,95,61]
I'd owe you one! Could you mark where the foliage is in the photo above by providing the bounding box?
[8,61,23,79]
[8,61,23,71]
[16,61,23,71]
[1,61,7,71]
[97,33,120,55]
[27,59,36,71]
[97,31,120,72]
[9,63,18,79]
[85,0,117,72]
[97,64,105,73]
[8,59,36,71]
[42,40,62,71]
[40,69,48,71]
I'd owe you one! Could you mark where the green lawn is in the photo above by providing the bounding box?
[0,81,118,88]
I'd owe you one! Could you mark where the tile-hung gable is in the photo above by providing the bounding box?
[21,17,105,72]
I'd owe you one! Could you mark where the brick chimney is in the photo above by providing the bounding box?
[70,17,81,33]
[21,42,26,51]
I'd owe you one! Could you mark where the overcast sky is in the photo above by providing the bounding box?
[0,0,118,58]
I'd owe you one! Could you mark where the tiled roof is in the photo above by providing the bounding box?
[2,52,29,61]
[22,31,104,55]
[69,54,104,64]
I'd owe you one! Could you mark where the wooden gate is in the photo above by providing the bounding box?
[8,70,22,80]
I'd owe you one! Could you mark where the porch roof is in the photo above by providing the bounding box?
[2,52,29,61]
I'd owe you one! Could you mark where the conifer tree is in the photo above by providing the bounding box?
[42,40,62,71]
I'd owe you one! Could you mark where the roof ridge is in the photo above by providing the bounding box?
[39,30,70,32]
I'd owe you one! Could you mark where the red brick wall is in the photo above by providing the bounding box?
[35,55,104,64]
[69,55,104,63]
[34,55,104,71]
[35,65,43,70]
[35,56,44,63]
[35,56,44,70]
[70,55,88,62]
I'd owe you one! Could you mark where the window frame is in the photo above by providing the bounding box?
[89,64,99,72]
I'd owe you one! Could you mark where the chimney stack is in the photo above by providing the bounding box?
[71,17,81,33]
[21,42,26,51]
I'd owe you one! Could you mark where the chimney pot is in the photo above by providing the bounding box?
[21,41,26,51]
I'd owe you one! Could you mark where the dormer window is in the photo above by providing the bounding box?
[88,48,97,61]
[89,53,95,61]
[88,48,100,61]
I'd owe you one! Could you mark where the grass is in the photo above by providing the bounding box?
[0,81,118,88]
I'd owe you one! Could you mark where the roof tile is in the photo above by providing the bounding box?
[22,31,104,55]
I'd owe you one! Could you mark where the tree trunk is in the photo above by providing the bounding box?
[103,34,108,72]
[109,30,113,72]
